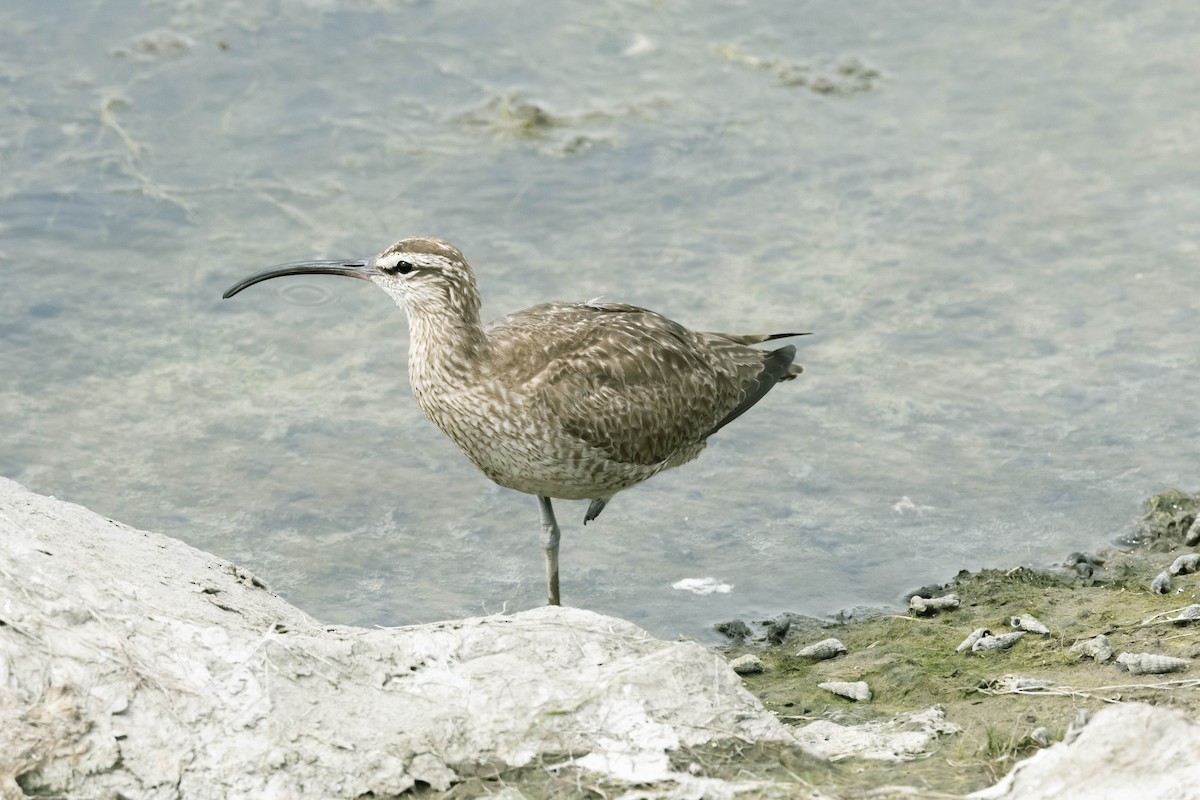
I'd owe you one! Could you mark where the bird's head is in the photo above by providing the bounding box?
[223,236,481,322]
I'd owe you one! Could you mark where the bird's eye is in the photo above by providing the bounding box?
[384,260,415,276]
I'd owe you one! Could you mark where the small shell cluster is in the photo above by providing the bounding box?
[1151,571,1172,594]
[956,627,991,653]
[972,631,1026,652]
[1116,652,1191,675]
[729,654,763,675]
[910,592,960,615]
[1009,614,1049,634]
[818,680,871,702]
[1169,552,1200,576]
[955,614,1047,654]
[1069,634,1113,663]
[796,637,847,660]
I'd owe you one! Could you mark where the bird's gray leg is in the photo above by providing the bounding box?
[537,495,561,606]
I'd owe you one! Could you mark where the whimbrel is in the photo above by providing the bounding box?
[223,237,806,606]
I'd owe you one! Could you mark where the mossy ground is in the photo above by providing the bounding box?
[420,492,1199,799]
[726,488,1200,797]
[734,557,1200,797]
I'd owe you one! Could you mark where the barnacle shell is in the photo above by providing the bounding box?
[956,627,991,653]
[972,630,1026,652]
[1115,652,1191,675]
[1009,614,1049,634]
[729,654,763,675]
[1069,634,1113,663]
[796,637,847,660]
[1169,552,1200,576]
[909,593,960,615]
[1029,726,1051,747]
[818,680,871,702]
[1171,604,1200,624]
[1151,571,1172,594]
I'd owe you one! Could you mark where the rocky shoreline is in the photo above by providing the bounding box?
[2,477,1197,799]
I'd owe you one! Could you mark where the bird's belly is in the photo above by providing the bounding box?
[421,391,681,499]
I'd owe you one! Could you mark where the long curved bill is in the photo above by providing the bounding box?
[222,260,374,299]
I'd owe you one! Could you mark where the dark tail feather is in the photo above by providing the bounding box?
[726,331,812,346]
[706,344,798,438]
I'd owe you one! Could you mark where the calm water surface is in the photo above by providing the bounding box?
[2,1,1197,639]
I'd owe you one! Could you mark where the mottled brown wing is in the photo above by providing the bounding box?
[490,303,771,466]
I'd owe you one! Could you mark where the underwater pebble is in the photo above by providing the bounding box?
[1009,614,1049,634]
[796,638,847,660]
[1151,571,1172,594]
[956,627,990,653]
[1030,726,1051,747]
[1169,553,1200,576]
[909,592,960,615]
[972,631,1026,652]
[729,654,763,675]
[1069,634,1113,663]
[818,680,871,702]
[1116,652,1191,675]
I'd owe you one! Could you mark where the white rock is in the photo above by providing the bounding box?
[794,706,958,762]
[971,703,1200,799]
[0,477,802,798]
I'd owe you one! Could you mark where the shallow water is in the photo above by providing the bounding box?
[2,1,1197,639]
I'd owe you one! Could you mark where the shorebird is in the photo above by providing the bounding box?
[223,237,806,606]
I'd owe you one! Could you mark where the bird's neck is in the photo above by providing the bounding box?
[406,305,490,399]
